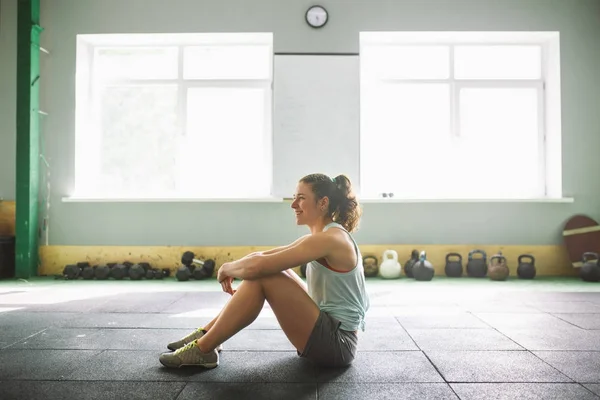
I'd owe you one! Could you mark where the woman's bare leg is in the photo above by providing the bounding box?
[196,271,319,353]
[202,269,305,332]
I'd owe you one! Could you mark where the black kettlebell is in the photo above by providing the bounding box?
[466,249,487,278]
[517,254,536,279]
[444,253,463,277]
[580,252,600,282]
[413,251,435,281]
[404,250,419,278]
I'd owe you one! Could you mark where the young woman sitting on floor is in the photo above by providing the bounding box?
[159,173,370,369]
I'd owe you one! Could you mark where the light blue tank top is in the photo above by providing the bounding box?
[306,222,370,332]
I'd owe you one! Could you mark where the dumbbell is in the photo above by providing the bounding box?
[81,265,96,280]
[94,265,111,280]
[111,264,129,280]
[63,264,80,280]
[129,262,151,280]
[193,259,216,280]
[62,262,91,280]
[129,264,145,280]
[181,251,216,280]
[176,265,193,281]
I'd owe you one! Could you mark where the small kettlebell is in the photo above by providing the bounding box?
[517,254,536,279]
[444,253,463,277]
[379,250,402,279]
[466,249,488,278]
[362,255,379,278]
[413,251,435,281]
[488,251,509,281]
[580,252,600,282]
[404,249,419,278]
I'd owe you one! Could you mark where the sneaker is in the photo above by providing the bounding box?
[167,327,223,352]
[159,342,219,369]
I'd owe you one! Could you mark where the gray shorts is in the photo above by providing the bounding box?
[298,310,358,367]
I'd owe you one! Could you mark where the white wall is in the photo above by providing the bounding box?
[35,0,600,246]
[0,0,17,200]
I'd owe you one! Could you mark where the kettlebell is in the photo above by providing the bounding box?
[404,249,419,278]
[362,255,379,278]
[517,254,536,279]
[413,251,435,281]
[444,253,463,277]
[466,249,487,278]
[580,252,600,282]
[488,251,509,281]
[379,250,402,279]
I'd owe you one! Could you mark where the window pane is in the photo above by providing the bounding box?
[361,45,450,80]
[94,47,178,80]
[183,45,271,80]
[182,87,269,197]
[99,85,180,196]
[361,83,451,197]
[458,87,541,197]
[454,45,541,80]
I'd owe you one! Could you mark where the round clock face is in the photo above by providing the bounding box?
[306,6,328,28]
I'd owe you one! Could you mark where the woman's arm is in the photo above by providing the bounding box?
[239,234,311,259]
[219,232,336,281]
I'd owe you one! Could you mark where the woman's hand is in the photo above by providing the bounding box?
[218,263,236,295]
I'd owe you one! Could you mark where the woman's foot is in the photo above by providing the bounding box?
[159,342,219,369]
[167,327,223,352]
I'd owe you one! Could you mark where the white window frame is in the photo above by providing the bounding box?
[73,33,274,201]
[359,32,564,202]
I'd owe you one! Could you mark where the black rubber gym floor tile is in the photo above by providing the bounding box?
[358,317,419,351]
[496,327,600,351]
[553,313,600,330]
[0,381,185,400]
[425,351,573,383]
[533,351,600,383]
[525,301,600,314]
[0,311,76,332]
[87,292,187,313]
[315,351,444,383]
[396,312,489,329]
[472,313,576,330]
[59,313,198,329]
[317,383,458,400]
[184,351,317,383]
[176,382,317,400]
[406,328,524,351]
[66,350,316,383]
[65,350,204,382]
[0,349,101,380]
[584,384,600,396]
[9,327,198,351]
[456,301,541,313]
[450,383,598,399]
[0,297,113,313]
[160,292,229,314]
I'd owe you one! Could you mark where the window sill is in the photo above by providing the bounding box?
[61,196,284,203]
[359,197,574,203]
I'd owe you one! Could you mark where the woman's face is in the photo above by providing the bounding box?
[291,182,327,226]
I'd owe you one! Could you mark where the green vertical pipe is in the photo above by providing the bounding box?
[15,0,41,278]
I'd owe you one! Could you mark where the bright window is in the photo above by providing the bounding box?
[75,33,273,199]
[359,32,561,200]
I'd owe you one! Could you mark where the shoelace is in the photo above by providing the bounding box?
[175,341,197,355]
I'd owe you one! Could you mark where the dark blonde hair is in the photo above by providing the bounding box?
[299,173,362,232]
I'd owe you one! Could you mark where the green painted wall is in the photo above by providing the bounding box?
[22,0,600,246]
